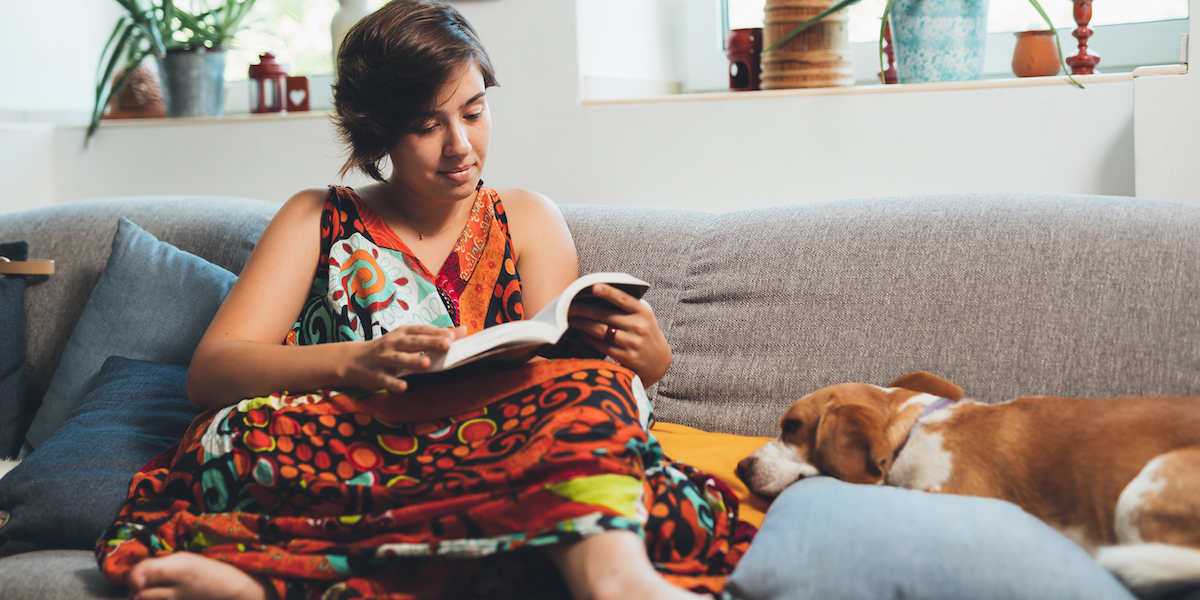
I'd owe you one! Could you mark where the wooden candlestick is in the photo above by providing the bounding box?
[1065,0,1100,75]
[879,22,898,84]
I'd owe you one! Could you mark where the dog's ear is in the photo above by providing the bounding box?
[813,401,892,484]
[888,371,964,401]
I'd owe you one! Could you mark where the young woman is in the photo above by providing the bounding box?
[97,3,753,599]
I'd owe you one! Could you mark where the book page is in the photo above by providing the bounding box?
[436,319,559,368]
[533,272,649,360]
[402,272,648,375]
[528,272,650,330]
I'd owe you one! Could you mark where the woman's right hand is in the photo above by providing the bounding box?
[345,325,467,393]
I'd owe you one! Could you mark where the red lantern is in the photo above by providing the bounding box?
[248,52,287,113]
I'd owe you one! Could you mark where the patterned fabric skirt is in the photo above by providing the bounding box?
[96,359,756,600]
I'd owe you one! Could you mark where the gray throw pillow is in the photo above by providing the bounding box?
[25,217,234,449]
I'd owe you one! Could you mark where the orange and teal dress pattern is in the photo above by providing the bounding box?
[96,184,755,599]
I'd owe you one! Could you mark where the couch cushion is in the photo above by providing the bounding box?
[650,422,771,527]
[0,549,123,599]
[0,196,277,424]
[653,193,1200,436]
[25,218,234,448]
[0,357,197,550]
[0,241,33,458]
[724,477,1139,600]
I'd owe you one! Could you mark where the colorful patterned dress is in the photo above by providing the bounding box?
[97,185,755,599]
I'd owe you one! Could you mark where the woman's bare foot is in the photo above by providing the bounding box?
[546,530,708,600]
[126,552,278,600]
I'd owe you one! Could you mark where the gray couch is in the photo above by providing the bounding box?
[3,191,1200,598]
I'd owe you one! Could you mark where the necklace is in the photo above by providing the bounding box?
[399,206,466,241]
[410,222,456,241]
[388,182,481,242]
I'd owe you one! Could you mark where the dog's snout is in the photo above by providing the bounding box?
[735,456,756,483]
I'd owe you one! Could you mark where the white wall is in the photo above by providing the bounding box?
[0,125,56,212]
[0,0,1194,215]
[576,0,683,98]
[0,0,123,119]
[1133,8,1199,203]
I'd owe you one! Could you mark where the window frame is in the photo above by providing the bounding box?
[665,1,1190,95]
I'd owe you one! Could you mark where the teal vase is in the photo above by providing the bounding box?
[889,0,989,83]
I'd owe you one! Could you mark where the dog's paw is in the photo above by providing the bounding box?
[1097,543,1200,598]
[0,457,20,481]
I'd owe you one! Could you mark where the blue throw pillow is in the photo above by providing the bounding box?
[724,477,1139,600]
[0,242,32,459]
[0,356,199,550]
[25,217,234,449]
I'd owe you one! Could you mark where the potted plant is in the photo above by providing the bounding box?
[89,0,257,142]
[766,0,1080,87]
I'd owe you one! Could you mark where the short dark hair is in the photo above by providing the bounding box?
[333,0,498,182]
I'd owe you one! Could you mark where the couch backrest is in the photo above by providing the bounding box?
[564,193,1200,437]
[2,196,278,413]
[7,192,1200,439]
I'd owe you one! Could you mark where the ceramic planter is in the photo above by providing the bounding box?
[1012,30,1061,77]
[157,48,226,118]
[889,0,989,83]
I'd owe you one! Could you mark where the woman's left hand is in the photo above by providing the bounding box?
[567,283,672,386]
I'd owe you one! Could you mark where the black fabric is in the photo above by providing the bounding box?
[0,241,32,459]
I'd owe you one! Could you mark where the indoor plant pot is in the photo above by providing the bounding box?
[157,48,227,118]
[89,0,256,142]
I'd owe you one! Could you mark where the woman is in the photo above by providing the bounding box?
[97,2,752,599]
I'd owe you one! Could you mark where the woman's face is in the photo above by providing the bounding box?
[388,61,491,205]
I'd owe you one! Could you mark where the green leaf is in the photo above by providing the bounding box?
[111,0,142,16]
[879,0,898,84]
[763,0,862,53]
[95,17,129,83]
[142,3,167,56]
[89,23,138,145]
[226,0,256,39]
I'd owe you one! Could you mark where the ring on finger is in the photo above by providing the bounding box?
[604,326,618,345]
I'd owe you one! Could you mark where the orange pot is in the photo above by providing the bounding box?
[1012,30,1061,77]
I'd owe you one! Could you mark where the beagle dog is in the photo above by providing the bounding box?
[736,371,1200,597]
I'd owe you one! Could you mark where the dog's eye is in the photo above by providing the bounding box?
[781,419,802,435]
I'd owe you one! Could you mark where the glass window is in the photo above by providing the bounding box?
[728,0,1189,44]
[222,0,388,81]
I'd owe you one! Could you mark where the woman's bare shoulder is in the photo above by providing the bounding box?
[285,186,332,210]
[493,188,573,248]
[268,187,330,226]
[493,188,577,310]
[494,187,561,220]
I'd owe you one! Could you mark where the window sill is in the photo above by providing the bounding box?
[581,64,1188,106]
[89,109,334,130]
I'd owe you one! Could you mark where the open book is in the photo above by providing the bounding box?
[402,272,650,377]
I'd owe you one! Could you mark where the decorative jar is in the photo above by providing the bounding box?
[1012,30,1061,77]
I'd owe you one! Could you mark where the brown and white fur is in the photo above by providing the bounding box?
[736,371,1200,597]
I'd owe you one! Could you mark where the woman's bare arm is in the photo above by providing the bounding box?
[501,189,671,386]
[186,189,456,410]
[499,188,579,316]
